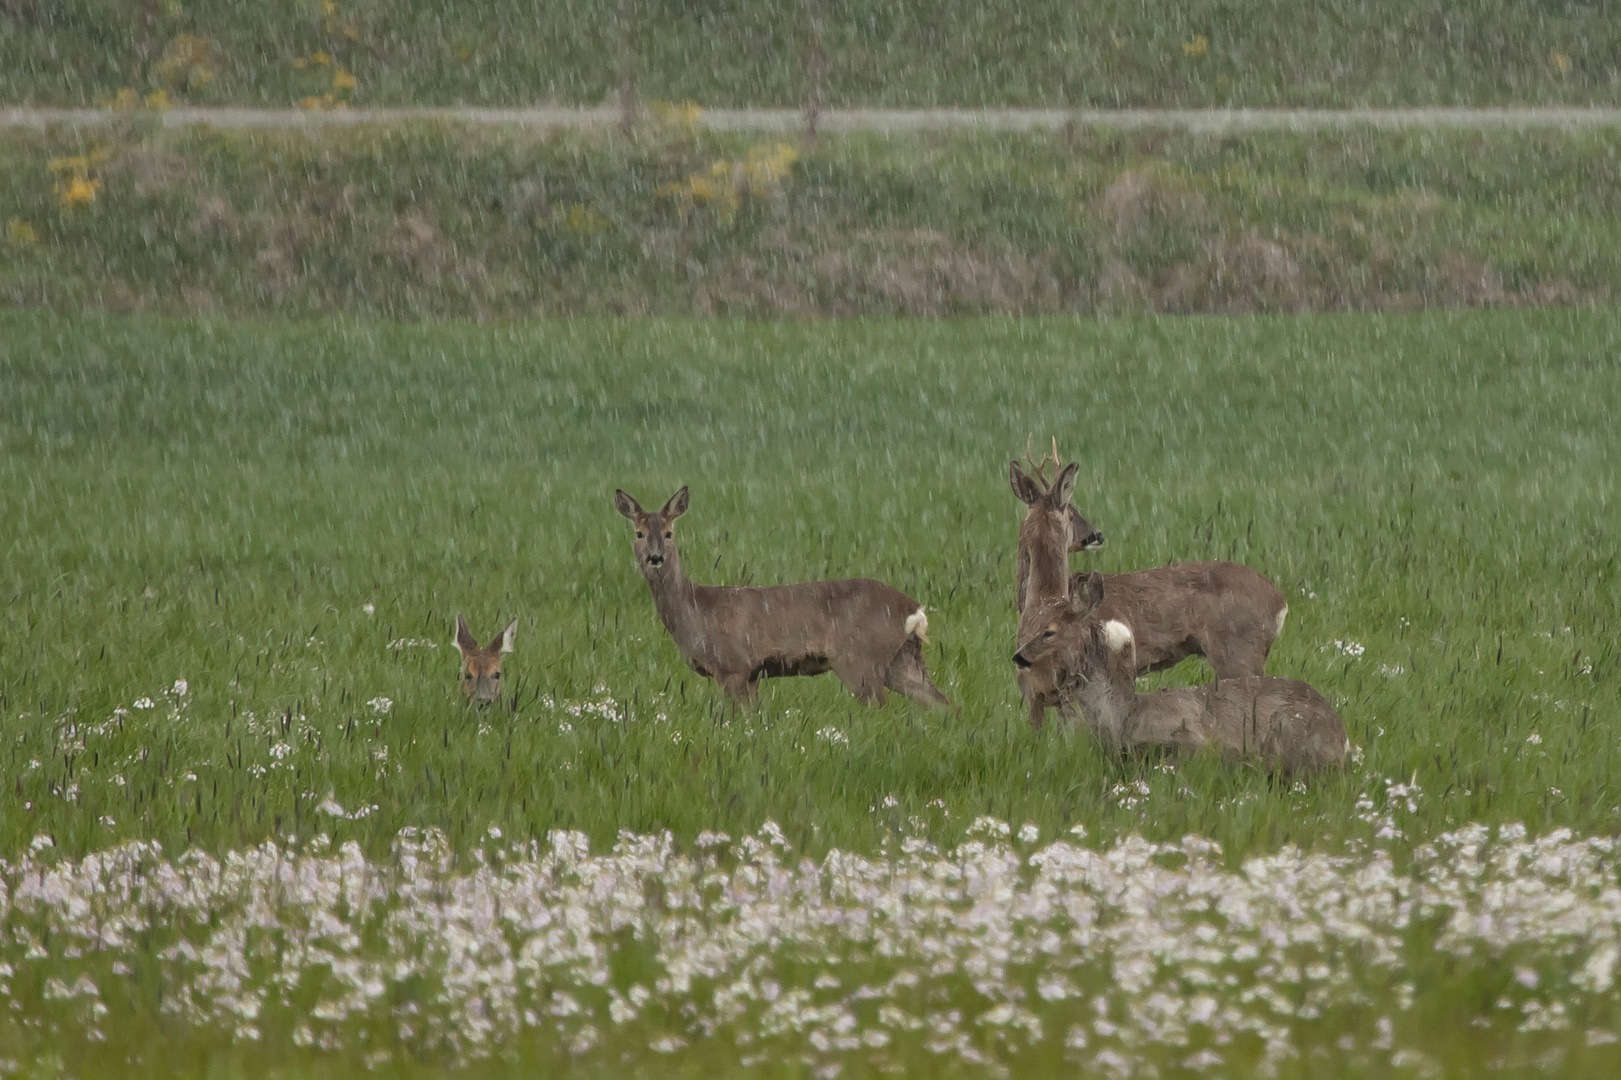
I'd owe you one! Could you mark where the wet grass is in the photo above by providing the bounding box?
[2,306,1618,867]
[3,306,1621,1076]
[2,0,1619,109]
[4,123,1621,319]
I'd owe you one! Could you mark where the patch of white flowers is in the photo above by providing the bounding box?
[4,822,1621,1073]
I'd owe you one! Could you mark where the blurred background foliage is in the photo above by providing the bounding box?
[1,0,1618,108]
[2,121,1618,319]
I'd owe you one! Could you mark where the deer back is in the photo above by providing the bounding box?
[1077,561,1287,676]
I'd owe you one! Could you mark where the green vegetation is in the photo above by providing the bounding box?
[4,122,1620,319]
[3,307,1620,1076]
[2,0,1618,109]
[3,307,1617,861]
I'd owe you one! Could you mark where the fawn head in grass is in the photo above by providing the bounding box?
[455,615,516,707]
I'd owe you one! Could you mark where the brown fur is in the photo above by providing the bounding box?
[1010,460,1285,728]
[455,615,515,707]
[615,487,949,707]
[1014,573,1347,774]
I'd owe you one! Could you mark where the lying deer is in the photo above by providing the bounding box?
[614,486,949,707]
[455,615,516,707]
[1014,573,1348,773]
[1010,441,1287,728]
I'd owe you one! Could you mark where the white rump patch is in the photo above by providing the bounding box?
[904,608,929,642]
[1275,605,1289,639]
[1103,620,1134,653]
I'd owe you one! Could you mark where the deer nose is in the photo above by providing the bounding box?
[645,554,664,567]
[1012,652,1032,669]
[1079,530,1105,549]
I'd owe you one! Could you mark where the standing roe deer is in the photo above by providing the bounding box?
[1010,442,1287,728]
[1014,573,1348,773]
[614,486,950,707]
[455,615,516,707]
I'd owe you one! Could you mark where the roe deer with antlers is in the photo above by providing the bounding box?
[614,487,949,707]
[1010,441,1287,728]
[1014,573,1347,773]
[455,615,516,707]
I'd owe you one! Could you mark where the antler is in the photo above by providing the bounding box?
[1021,435,1063,492]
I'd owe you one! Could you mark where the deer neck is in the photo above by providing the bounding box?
[1018,518,1070,612]
[643,548,703,642]
[1071,661,1135,749]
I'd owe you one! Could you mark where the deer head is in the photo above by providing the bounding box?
[1012,572,1135,689]
[614,486,689,580]
[455,615,516,707]
[1009,437,1104,551]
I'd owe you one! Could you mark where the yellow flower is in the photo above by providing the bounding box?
[1552,52,1572,77]
[311,51,332,66]
[342,23,360,41]
[651,100,703,130]
[145,89,174,110]
[56,176,102,208]
[332,69,357,91]
[456,47,472,60]
[1182,34,1208,58]
[6,218,38,246]
[293,57,308,69]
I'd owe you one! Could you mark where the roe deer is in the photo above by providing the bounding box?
[455,615,516,707]
[614,486,950,707]
[1009,438,1105,620]
[1010,443,1287,728]
[1014,573,1348,774]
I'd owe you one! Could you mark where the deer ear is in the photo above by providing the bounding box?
[662,486,689,520]
[455,614,479,654]
[613,490,642,521]
[1008,461,1041,505]
[1069,571,1105,618]
[1052,461,1080,507]
[496,618,517,654]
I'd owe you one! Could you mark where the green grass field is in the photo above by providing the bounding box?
[2,0,1619,109]
[2,308,1620,1076]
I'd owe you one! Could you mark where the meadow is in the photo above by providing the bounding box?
[1,307,1619,1075]
[6,123,1621,320]
[2,0,1619,109]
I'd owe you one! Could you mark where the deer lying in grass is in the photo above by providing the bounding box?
[455,615,516,707]
[614,486,949,707]
[1014,573,1348,773]
[1010,441,1288,728]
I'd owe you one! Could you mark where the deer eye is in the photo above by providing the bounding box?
[635,531,644,539]
[664,530,672,539]
[1043,628,1056,638]
[492,671,501,679]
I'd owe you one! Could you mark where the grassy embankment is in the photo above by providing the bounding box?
[4,122,1621,319]
[2,0,1618,109]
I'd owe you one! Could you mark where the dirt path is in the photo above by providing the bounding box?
[5,105,1621,133]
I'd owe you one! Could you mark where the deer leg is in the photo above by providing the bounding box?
[883,638,951,707]
[716,671,759,706]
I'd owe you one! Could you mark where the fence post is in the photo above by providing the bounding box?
[617,0,638,134]
[803,0,826,143]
